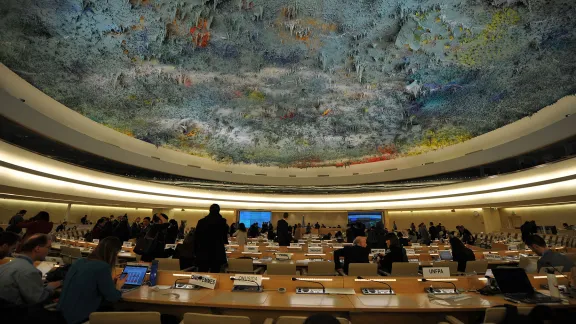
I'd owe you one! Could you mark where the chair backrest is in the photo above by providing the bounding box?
[156,258,181,271]
[431,262,458,274]
[183,313,250,324]
[267,263,297,275]
[518,256,538,274]
[60,246,82,265]
[276,316,349,324]
[348,263,378,276]
[227,258,254,273]
[90,312,161,324]
[464,260,488,274]
[483,306,532,323]
[390,262,420,276]
[306,261,335,276]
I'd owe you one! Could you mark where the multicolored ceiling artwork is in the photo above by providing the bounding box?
[1,0,575,168]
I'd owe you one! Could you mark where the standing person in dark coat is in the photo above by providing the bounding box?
[261,222,268,234]
[130,217,141,239]
[194,204,228,273]
[165,219,179,244]
[429,222,438,241]
[112,215,131,243]
[277,213,291,246]
[345,224,354,243]
[229,222,237,236]
[368,221,388,249]
[140,214,170,262]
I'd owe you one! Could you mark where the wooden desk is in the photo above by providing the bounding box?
[118,272,575,324]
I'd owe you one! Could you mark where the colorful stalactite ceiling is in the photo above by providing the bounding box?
[1,0,575,168]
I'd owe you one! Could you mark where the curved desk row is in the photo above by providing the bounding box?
[118,271,576,324]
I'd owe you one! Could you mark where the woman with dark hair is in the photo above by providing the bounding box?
[449,237,476,272]
[174,230,195,270]
[17,211,53,243]
[378,233,408,274]
[233,223,248,245]
[58,237,126,324]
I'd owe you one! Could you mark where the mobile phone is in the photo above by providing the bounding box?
[120,272,128,280]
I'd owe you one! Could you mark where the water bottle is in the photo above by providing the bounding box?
[149,260,159,286]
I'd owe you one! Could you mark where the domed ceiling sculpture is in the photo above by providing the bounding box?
[1,0,575,168]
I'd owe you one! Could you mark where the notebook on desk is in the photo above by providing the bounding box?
[492,267,562,304]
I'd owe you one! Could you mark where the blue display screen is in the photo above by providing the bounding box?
[239,210,272,227]
[348,212,382,228]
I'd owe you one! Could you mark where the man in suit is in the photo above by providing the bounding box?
[334,236,370,275]
[277,212,291,246]
[194,204,229,273]
[526,234,575,272]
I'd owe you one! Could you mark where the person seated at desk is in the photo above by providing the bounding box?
[334,236,370,275]
[174,230,195,270]
[55,221,67,232]
[378,233,408,274]
[0,231,21,260]
[449,237,475,272]
[397,232,410,247]
[233,222,248,245]
[526,234,575,272]
[0,234,61,306]
[58,237,126,324]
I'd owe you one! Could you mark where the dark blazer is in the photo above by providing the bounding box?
[452,247,476,272]
[277,219,290,246]
[194,214,228,266]
[379,246,408,273]
[333,245,370,274]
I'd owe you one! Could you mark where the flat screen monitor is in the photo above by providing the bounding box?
[347,212,382,228]
[239,210,272,227]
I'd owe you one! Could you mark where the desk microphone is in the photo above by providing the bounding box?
[291,277,325,294]
[421,278,459,294]
[230,277,261,292]
[357,276,393,294]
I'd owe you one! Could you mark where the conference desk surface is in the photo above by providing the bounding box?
[118,273,576,324]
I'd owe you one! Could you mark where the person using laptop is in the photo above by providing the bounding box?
[449,237,475,272]
[58,237,126,324]
[525,234,575,272]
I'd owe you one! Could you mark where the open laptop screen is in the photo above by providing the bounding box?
[491,267,534,294]
[122,265,148,286]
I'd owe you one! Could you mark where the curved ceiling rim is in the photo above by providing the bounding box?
[2,90,576,186]
[3,187,576,212]
[3,164,576,210]
[3,139,576,204]
[0,63,575,182]
[3,158,576,205]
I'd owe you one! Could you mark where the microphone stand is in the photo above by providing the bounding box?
[357,276,393,294]
[422,278,459,294]
[291,277,326,294]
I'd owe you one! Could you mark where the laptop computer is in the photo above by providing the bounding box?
[492,267,562,304]
[120,265,148,293]
[439,250,453,261]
